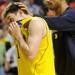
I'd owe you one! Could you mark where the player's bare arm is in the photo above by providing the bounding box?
[8,18,46,59]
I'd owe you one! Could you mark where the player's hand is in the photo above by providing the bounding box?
[14,2,26,10]
[14,2,33,16]
[19,2,26,10]
[8,21,22,40]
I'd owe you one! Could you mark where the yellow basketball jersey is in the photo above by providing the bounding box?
[16,17,56,75]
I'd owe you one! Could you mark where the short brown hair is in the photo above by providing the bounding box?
[2,2,32,18]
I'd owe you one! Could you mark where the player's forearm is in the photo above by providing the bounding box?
[16,34,33,58]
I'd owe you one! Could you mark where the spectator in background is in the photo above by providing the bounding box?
[5,46,18,75]
[34,0,43,5]
[11,0,44,16]
[0,19,11,75]
[28,0,44,16]
[0,21,6,75]
[67,0,75,8]
[0,0,8,16]
[0,18,17,75]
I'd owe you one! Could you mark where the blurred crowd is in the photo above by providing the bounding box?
[0,0,75,75]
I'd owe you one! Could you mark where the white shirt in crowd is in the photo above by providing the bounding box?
[5,46,17,68]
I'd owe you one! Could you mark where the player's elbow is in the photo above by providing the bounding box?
[27,50,37,60]
[28,55,35,60]
[28,53,36,60]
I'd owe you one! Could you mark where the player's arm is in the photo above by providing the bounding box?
[18,18,46,59]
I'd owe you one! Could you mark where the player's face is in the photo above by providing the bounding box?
[4,10,25,27]
[5,13,17,25]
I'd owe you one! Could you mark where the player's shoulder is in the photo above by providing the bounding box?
[29,17,47,31]
[30,17,47,25]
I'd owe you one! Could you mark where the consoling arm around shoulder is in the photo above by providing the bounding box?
[18,18,46,59]
[45,12,75,31]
